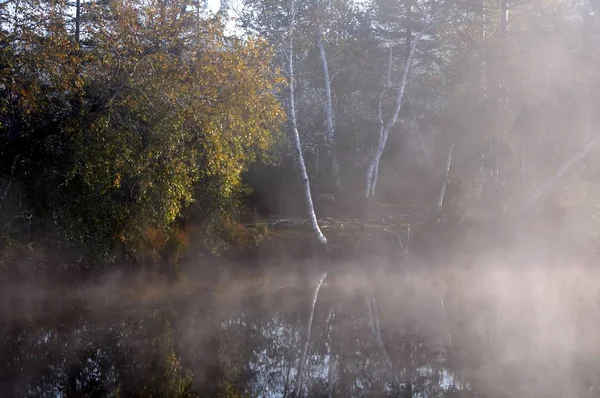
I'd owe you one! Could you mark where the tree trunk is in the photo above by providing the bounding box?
[326,307,336,398]
[365,47,390,199]
[437,144,454,212]
[365,31,423,198]
[294,271,328,398]
[75,0,81,43]
[366,297,400,386]
[405,0,413,57]
[481,0,487,100]
[327,344,335,398]
[283,325,297,397]
[439,297,453,348]
[317,35,342,192]
[287,0,327,245]
[500,0,508,39]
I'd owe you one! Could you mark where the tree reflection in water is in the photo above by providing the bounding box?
[2,266,600,397]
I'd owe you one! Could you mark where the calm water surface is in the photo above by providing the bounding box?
[2,265,600,397]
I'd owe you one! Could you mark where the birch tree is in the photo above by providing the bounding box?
[310,0,347,192]
[241,0,328,244]
[437,143,454,212]
[317,31,342,192]
[364,1,434,198]
[287,0,328,244]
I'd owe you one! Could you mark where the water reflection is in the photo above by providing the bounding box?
[2,267,600,397]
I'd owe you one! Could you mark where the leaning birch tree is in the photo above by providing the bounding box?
[240,0,327,244]
[364,2,435,198]
[287,0,328,244]
[365,32,424,198]
[313,0,342,192]
[317,32,342,192]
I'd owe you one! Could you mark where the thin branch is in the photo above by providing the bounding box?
[437,143,455,212]
[524,139,600,209]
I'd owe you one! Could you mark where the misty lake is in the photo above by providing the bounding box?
[2,261,600,398]
[3,0,600,395]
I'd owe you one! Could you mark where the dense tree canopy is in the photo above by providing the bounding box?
[0,0,283,270]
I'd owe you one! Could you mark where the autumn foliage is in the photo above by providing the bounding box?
[0,0,283,270]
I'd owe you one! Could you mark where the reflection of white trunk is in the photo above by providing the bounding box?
[283,325,297,397]
[476,153,485,199]
[287,0,327,244]
[404,225,411,265]
[439,297,453,348]
[366,297,400,386]
[325,307,336,398]
[318,35,341,191]
[437,144,455,212]
[294,271,328,398]
[521,148,525,186]
[366,31,423,198]
[524,139,600,209]
[325,341,335,397]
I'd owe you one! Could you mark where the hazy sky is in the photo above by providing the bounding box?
[206,0,222,15]
[207,0,244,15]
[206,0,244,34]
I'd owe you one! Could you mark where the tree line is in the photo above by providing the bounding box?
[1,0,600,273]
[240,0,600,254]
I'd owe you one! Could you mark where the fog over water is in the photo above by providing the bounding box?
[3,256,600,397]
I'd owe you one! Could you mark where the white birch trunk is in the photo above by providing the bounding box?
[370,160,380,197]
[500,0,508,39]
[287,0,327,245]
[481,0,487,101]
[317,35,342,191]
[365,43,393,198]
[366,31,424,198]
[524,139,600,209]
[437,144,455,212]
[476,153,485,199]
[294,271,328,398]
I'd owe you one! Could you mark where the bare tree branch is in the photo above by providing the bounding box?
[524,139,600,210]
